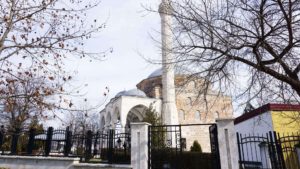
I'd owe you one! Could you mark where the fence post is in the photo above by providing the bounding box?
[85,130,93,162]
[10,128,20,155]
[131,122,151,169]
[93,131,99,156]
[216,118,239,169]
[236,133,242,169]
[209,124,221,169]
[273,132,286,169]
[64,126,72,157]
[45,127,53,156]
[0,126,4,152]
[107,129,114,164]
[268,131,284,169]
[27,128,36,155]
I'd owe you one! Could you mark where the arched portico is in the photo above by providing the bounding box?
[113,107,121,123]
[124,104,148,132]
[106,112,112,129]
[100,116,105,131]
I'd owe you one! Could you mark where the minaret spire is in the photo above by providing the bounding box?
[159,0,179,125]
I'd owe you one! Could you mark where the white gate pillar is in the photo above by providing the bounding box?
[216,118,239,169]
[131,122,151,169]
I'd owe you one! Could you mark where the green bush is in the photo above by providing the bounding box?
[190,140,202,152]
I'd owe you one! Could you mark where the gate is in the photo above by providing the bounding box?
[237,131,300,169]
[148,124,220,169]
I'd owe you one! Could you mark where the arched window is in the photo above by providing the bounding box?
[179,109,185,120]
[187,97,193,106]
[214,111,220,118]
[195,111,201,120]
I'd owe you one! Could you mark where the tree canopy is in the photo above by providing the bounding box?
[162,0,300,106]
[0,0,108,129]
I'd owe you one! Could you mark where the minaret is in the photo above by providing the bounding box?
[159,0,179,125]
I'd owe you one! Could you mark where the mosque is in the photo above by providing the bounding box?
[99,0,233,151]
[99,68,233,131]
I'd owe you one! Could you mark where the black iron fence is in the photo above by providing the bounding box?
[0,127,131,164]
[237,131,300,169]
[148,124,220,169]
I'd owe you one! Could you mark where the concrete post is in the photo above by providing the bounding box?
[131,122,151,169]
[216,118,239,169]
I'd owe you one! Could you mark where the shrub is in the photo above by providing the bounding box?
[190,140,202,152]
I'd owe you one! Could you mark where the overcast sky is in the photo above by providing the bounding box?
[63,0,246,121]
[67,0,162,111]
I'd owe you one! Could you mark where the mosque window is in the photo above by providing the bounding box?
[179,109,185,120]
[214,111,220,118]
[195,111,201,120]
[190,80,197,88]
[187,97,193,106]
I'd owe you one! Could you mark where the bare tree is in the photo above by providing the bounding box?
[0,0,106,63]
[157,0,300,107]
[0,69,72,131]
[65,107,100,135]
[0,0,109,129]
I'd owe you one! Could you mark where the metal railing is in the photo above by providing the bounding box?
[0,127,131,164]
[237,131,300,169]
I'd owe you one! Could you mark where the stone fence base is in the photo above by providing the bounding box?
[73,163,131,169]
[0,156,132,169]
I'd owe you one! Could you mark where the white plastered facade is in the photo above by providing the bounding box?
[99,94,161,131]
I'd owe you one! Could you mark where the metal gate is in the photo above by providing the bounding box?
[148,124,221,169]
[237,131,300,169]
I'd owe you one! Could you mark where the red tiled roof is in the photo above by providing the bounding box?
[234,103,300,125]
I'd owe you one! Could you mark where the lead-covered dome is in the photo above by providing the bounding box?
[115,89,147,98]
[147,67,190,78]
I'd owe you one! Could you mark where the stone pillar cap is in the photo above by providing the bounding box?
[131,122,152,126]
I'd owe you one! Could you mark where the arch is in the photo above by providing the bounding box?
[100,116,105,130]
[189,80,197,88]
[125,104,148,132]
[195,110,201,121]
[187,97,193,106]
[178,109,185,120]
[214,111,220,118]
[113,107,121,123]
[106,112,112,129]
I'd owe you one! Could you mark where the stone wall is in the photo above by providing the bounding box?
[0,156,132,169]
[136,75,233,125]
[181,125,211,152]
[73,163,131,169]
[0,156,79,169]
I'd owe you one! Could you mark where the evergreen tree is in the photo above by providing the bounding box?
[142,103,162,126]
[190,140,202,153]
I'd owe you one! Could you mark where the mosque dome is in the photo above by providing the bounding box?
[147,67,190,78]
[115,89,147,98]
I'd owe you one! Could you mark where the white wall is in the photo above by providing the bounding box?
[119,96,161,127]
[234,111,274,168]
[235,111,274,135]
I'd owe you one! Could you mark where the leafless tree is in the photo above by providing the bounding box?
[0,69,73,131]
[0,0,109,130]
[64,107,101,135]
[157,0,300,109]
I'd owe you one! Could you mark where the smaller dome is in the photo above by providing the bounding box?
[115,90,127,97]
[148,68,162,78]
[115,89,147,98]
